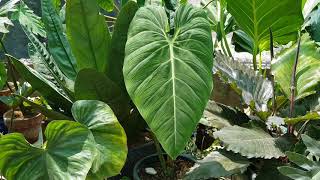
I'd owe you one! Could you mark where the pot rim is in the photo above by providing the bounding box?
[3,110,43,122]
[132,153,195,180]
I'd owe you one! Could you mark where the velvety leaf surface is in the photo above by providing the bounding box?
[42,0,78,80]
[72,100,128,178]
[107,1,138,91]
[123,5,213,159]
[213,126,290,158]
[185,151,250,179]
[215,52,273,112]
[226,0,303,50]
[272,34,320,101]
[66,0,111,72]
[0,120,95,180]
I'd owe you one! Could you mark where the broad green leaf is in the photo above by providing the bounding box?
[226,0,303,51]
[305,5,320,42]
[232,30,255,53]
[278,135,320,180]
[66,0,111,73]
[215,52,273,112]
[0,61,7,89]
[272,34,320,101]
[213,126,291,158]
[107,1,138,91]
[256,160,291,180]
[11,1,46,37]
[72,100,127,178]
[98,0,114,12]
[0,17,13,33]
[0,120,96,180]
[41,0,78,80]
[74,69,130,120]
[123,5,213,159]
[200,100,250,129]
[185,151,250,179]
[10,56,72,113]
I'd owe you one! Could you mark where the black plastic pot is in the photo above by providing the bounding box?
[133,153,195,180]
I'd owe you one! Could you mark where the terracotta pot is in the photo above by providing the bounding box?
[3,110,44,143]
[0,83,15,115]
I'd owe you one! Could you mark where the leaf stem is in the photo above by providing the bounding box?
[288,33,302,133]
[104,15,117,20]
[252,44,258,70]
[150,131,168,176]
[269,28,276,115]
[0,40,18,90]
[202,0,214,9]
[219,5,233,58]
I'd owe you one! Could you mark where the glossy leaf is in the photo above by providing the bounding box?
[75,69,129,119]
[72,100,127,178]
[0,120,95,180]
[185,151,250,179]
[107,1,138,91]
[226,0,303,51]
[123,5,213,158]
[11,1,46,37]
[0,61,7,89]
[41,0,78,80]
[10,56,72,113]
[232,30,255,53]
[213,126,291,158]
[272,34,320,101]
[66,0,111,73]
[215,52,273,112]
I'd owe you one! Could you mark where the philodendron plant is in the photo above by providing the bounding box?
[0,100,127,180]
[123,4,213,159]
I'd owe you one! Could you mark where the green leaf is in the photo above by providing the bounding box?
[52,0,61,11]
[305,5,320,42]
[66,0,111,73]
[0,61,7,89]
[74,69,129,120]
[72,100,127,178]
[303,0,320,17]
[11,1,46,37]
[215,52,273,112]
[107,1,138,91]
[0,120,96,180]
[226,0,303,51]
[232,30,255,53]
[0,0,20,33]
[123,5,213,159]
[272,34,320,101]
[213,126,291,158]
[41,0,78,81]
[98,0,114,12]
[278,135,320,180]
[184,151,250,179]
[10,56,72,113]
[200,100,250,129]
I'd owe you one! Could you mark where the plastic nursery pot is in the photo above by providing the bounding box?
[133,153,195,180]
[3,110,44,143]
[0,82,15,115]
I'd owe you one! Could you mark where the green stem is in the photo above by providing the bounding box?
[252,44,258,70]
[259,51,262,73]
[150,132,168,176]
[219,5,233,58]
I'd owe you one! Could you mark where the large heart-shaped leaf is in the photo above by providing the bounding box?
[0,120,95,180]
[123,4,213,159]
[66,0,111,73]
[41,0,78,80]
[106,1,138,91]
[272,34,320,101]
[226,0,303,67]
[213,126,291,159]
[72,100,128,178]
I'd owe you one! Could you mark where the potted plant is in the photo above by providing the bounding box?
[122,1,214,178]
